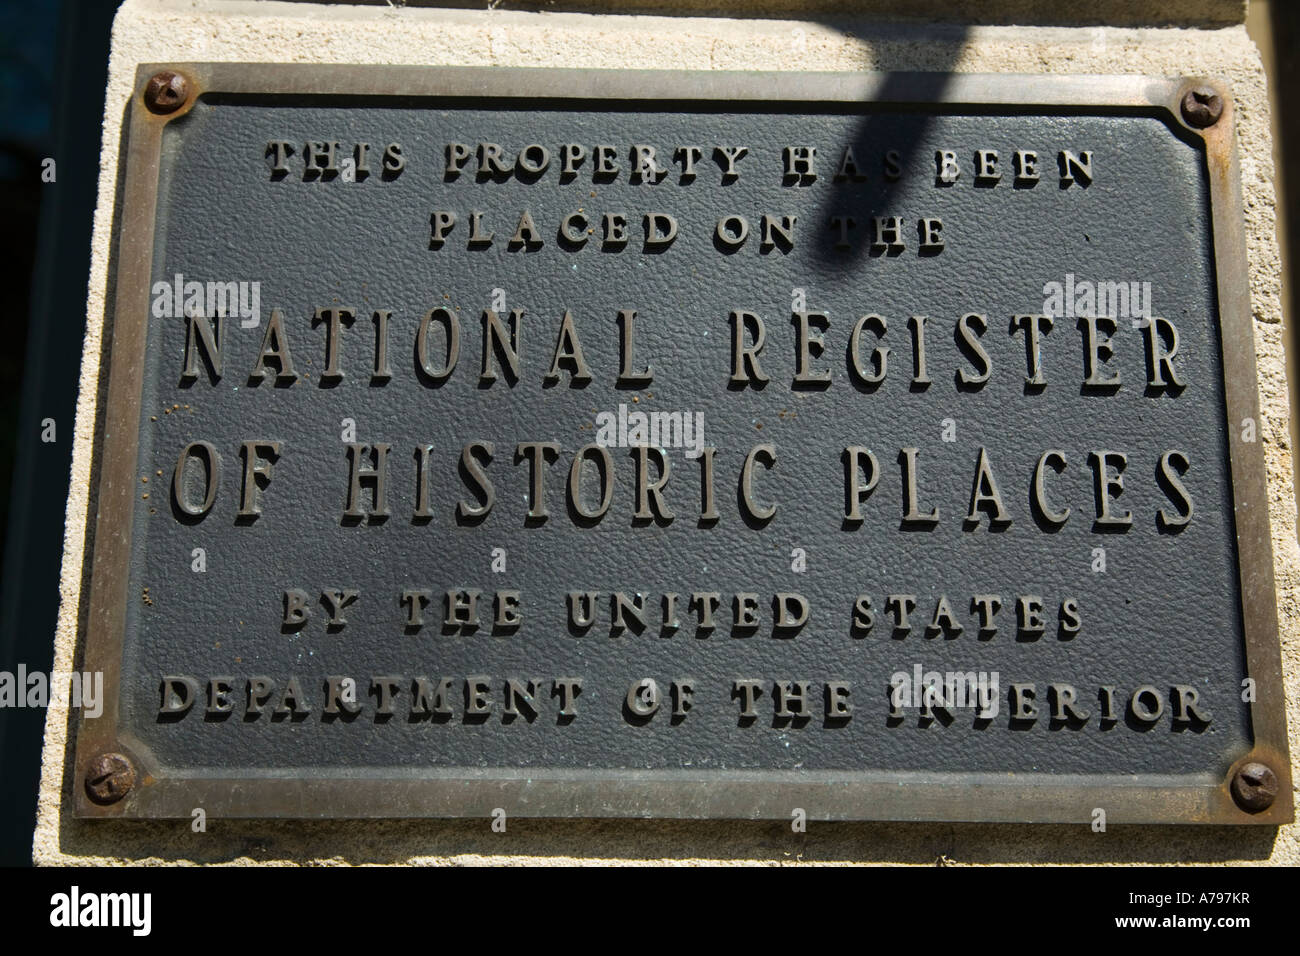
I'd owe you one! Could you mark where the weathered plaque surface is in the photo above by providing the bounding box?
[74,66,1291,823]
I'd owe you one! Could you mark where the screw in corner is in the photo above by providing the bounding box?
[143,71,188,115]
[84,751,135,805]
[1180,86,1224,128]
[1230,761,1278,813]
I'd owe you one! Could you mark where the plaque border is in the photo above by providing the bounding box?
[71,65,1292,824]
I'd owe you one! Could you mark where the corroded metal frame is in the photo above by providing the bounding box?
[72,64,1291,823]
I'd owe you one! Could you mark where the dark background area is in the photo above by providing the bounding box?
[0,0,119,865]
[0,0,1297,864]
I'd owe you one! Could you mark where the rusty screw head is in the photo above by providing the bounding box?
[143,71,188,115]
[1231,761,1278,813]
[85,752,135,805]
[1180,86,1223,128]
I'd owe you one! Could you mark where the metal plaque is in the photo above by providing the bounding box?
[73,65,1291,823]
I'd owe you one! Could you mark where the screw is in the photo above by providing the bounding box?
[143,71,188,115]
[1180,86,1223,128]
[85,752,135,805]
[1231,761,1278,813]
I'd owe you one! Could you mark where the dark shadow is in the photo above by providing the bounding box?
[770,595,806,639]
[1154,459,1192,535]
[1028,468,1069,533]
[897,449,939,530]
[736,471,775,529]
[453,456,491,526]
[621,701,655,726]
[772,712,811,729]
[557,225,588,252]
[1076,317,1123,395]
[884,680,905,727]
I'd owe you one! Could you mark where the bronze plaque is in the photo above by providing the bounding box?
[72,65,1291,823]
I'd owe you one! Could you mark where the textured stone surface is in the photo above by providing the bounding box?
[35,0,1297,864]
[271,0,1249,29]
